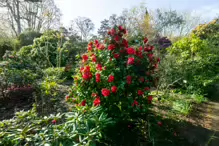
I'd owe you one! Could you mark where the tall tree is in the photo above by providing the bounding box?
[98,19,110,38]
[0,0,61,36]
[98,14,127,38]
[71,17,94,41]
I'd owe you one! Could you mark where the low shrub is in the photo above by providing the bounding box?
[0,105,113,146]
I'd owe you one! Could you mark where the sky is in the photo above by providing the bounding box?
[54,0,219,32]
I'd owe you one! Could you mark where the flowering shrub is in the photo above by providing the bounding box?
[68,26,160,119]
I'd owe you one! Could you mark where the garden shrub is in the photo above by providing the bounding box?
[159,34,219,94]
[0,38,16,60]
[67,26,160,120]
[192,19,219,40]
[0,105,113,146]
[17,30,69,68]
[17,29,42,47]
[0,51,39,98]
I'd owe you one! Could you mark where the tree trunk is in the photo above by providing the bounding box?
[15,0,21,35]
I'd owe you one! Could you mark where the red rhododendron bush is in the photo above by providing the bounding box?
[67,26,160,119]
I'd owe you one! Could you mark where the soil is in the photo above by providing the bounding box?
[0,90,34,121]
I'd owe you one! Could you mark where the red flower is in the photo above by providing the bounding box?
[65,95,70,101]
[81,100,86,106]
[97,44,105,50]
[82,55,88,62]
[80,67,84,73]
[120,49,125,53]
[157,58,161,63]
[138,90,144,96]
[111,28,116,36]
[82,72,92,80]
[114,53,120,59]
[127,57,135,65]
[123,39,129,48]
[136,51,143,58]
[101,88,110,97]
[88,41,93,46]
[95,40,99,45]
[96,73,101,83]
[123,29,127,34]
[92,55,97,62]
[127,48,135,55]
[132,100,139,107]
[144,46,154,52]
[139,46,143,51]
[114,35,120,42]
[144,87,150,91]
[93,97,101,106]
[126,75,132,84]
[111,86,117,93]
[96,64,102,71]
[52,119,57,124]
[144,38,148,44]
[87,46,92,51]
[154,63,158,69]
[139,77,144,83]
[108,75,115,83]
[84,66,90,72]
[147,54,154,61]
[148,95,153,104]
[118,25,124,31]
[158,121,162,127]
[108,44,116,51]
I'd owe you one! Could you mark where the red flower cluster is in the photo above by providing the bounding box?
[71,25,159,114]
